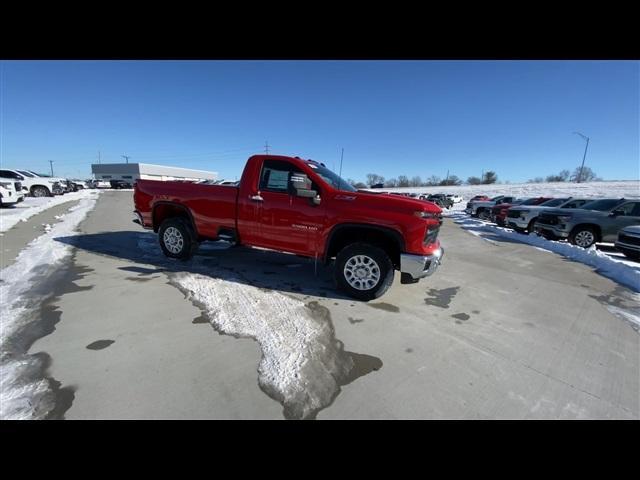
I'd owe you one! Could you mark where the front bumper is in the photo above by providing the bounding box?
[507,218,529,229]
[615,240,640,253]
[534,224,570,238]
[400,248,444,283]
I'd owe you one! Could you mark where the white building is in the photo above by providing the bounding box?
[91,163,218,182]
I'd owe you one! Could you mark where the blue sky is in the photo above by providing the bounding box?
[1,60,638,182]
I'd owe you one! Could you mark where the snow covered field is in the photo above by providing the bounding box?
[0,190,100,233]
[379,180,640,212]
[0,192,100,419]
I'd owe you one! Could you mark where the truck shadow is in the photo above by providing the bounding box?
[55,231,353,301]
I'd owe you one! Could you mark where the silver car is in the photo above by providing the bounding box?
[614,225,640,261]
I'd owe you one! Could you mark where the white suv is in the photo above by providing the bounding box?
[0,169,62,197]
[0,178,25,206]
[446,194,463,204]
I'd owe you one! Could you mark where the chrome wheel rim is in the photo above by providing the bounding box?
[574,230,595,247]
[33,188,46,197]
[163,227,184,254]
[344,255,381,291]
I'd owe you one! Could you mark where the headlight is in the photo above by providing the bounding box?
[557,215,572,222]
[0,181,12,188]
[414,211,439,219]
[519,209,530,214]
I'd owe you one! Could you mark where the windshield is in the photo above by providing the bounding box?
[308,163,356,192]
[520,197,541,206]
[540,198,567,207]
[17,170,35,177]
[490,196,502,201]
[580,199,623,211]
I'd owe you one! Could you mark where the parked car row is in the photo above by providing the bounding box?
[464,195,640,261]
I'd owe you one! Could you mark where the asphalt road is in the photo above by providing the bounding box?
[27,191,640,419]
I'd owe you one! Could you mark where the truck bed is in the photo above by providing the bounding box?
[134,179,238,239]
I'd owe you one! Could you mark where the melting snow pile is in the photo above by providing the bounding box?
[136,235,356,419]
[0,194,99,420]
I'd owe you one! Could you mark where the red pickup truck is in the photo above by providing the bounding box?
[133,155,444,300]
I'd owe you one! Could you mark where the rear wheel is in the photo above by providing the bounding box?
[334,243,394,301]
[158,217,199,260]
[569,226,598,248]
[31,185,51,197]
[526,218,538,234]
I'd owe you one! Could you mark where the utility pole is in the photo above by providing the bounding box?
[573,132,589,183]
[121,155,130,164]
[338,148,344,189]
[98,150,101,164]
[264,141,270,154]
[445,169,449,184]
[481,169,484,183]
[49,160,54,176]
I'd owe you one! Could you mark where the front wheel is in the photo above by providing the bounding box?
[334,243,394,301]
[158,217,198,260]
[478,209,490,221]
[569,226,598,248]
[31,186,51,197]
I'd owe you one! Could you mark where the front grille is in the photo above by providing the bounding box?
[507,210,521,218]
[424,226,440,245]
[466,202,472,209]
[14,181,22,191]
[537,213,558,225]
[619,233,640,247]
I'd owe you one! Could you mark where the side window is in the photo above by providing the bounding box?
[630,202,640,216]
[616,202,637,216]
[259,160,305,194]
[0,170,18,179]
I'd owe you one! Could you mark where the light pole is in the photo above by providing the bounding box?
[573,132,589,183]
[49,160,54,176]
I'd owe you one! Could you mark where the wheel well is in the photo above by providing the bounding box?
[152,203,196,235]
[570,223,602,242]
[30,184,50,192]
[325,225,403,268]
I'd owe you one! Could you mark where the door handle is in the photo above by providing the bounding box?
[250,194,264,202]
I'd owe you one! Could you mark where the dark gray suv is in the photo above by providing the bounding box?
[534,198,640,248]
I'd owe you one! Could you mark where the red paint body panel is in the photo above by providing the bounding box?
[134,155,442,259]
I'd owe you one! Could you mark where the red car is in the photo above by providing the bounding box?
[134,155,444,300]
[490,197,553,226]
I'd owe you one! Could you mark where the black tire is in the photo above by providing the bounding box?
[334,242,394,301]
[569,226,598,248]
[31,185,51,197]
[526,218,538,234]
[478,208,490,221]
[158,217,199,260]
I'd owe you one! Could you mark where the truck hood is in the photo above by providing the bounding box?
[349,190,442,214]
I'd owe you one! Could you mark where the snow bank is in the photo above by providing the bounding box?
[450,212,640,293]
[0,190,100,233]
[0,194,99,420]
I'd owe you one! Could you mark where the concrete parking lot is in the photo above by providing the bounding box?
[19,191,640,419]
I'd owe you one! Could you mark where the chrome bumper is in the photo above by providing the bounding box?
[400,248,444,282]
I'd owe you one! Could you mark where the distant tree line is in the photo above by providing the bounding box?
[353,172,495,188]
[347,164,601,189]
[527,166,600,184]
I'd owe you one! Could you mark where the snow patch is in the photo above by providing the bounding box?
[136,235,366,419]
[0,194,99,420]
[0,190,100,233]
